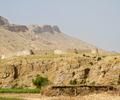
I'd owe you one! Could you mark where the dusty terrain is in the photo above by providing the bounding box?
[0,93,120,100]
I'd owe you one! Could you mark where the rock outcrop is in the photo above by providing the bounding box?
[0,16,28,32]
[0,54,120,88]
[0,16,61,33]
[0,16,9,26]
[30,25,43,34]
[42,25,54,33]
[53,25,61,33]
[4,24,28,32]
[29,25,61,34]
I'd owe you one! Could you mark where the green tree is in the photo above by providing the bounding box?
[32,75,49,88]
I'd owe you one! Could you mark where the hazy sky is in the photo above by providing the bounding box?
[0,0,120,52]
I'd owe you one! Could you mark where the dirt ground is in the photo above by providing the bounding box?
[0,93,120,100]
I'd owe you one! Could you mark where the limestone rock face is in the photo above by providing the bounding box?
[32,25,43,34]
[0,16,28,32]
[53,25,61,33]
[5,24,28,32]
[42,25,54,33]
[0,16,9,26]
[29,25,61,34]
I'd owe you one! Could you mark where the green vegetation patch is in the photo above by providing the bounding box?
[69,79,77,85]
[0,88,40,93]
[32,75,49,88]
[0,97,24,100]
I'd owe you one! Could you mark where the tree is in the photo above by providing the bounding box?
[32,75,49,88]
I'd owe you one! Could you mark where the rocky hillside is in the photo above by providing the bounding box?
[0,53,120,88]
[0,16,119,93]
[0,16,98,57]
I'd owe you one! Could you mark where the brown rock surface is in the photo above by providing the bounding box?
[0,54,120,88]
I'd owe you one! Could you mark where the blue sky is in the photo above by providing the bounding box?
[0,0,120,52]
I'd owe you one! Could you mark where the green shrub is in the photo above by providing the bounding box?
[69,79,77,85]
[32,75,49,88]
[72,71,75,77]
[89,62,93,65]
[97,57,102,61]
[83,54,86,57]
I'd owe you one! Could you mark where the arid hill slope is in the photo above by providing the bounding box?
[0,53,120,88]
[0,16,97,56]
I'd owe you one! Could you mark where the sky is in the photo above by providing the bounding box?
[0,0,120,52]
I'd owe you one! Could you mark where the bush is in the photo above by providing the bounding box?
[69,79,77,85]
[97,57,102,61]
[83,54,86,57]
[32,75,49,88]
[89,62,93,65]
[72,71,75,77]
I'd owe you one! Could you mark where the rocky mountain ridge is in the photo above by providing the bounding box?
[0,16,102,57]
[0,16,61,33]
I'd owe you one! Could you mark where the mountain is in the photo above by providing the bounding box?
[0,16,98,56]
[0,16,119,94]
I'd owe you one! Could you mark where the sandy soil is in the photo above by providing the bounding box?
[0,93,120,100]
